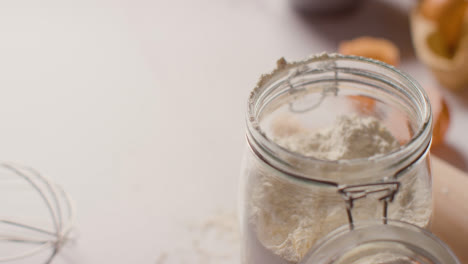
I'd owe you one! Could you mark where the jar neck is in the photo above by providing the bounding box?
[246,54,433,185]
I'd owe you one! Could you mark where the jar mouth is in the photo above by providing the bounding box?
[299,220,460,264]
[246,53,432,182]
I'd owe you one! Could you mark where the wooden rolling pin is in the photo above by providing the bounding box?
[431,156,468,263]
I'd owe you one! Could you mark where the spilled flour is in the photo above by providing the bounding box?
[156,211,240,264]
[248,115,432,263]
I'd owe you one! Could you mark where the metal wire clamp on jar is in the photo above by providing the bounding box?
[240,54,434,264]
[300,163,460,264]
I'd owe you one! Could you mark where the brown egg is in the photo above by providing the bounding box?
[383,85,450,147]
[425,85,450,146]
[347,95,376,115]
[338,36,400,66]
[340,37,400,114]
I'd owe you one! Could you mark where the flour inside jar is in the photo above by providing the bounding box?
[274,115,400,160]
[247,114,432,263]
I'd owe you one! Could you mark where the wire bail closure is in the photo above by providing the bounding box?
[336,141,430,231]
[287,60,339,113]
[338,181,400,230]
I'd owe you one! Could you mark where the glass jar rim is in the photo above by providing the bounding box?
[299,220,460,264]
[246,53,433,182]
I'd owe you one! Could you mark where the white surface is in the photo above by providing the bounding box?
[0,0,466,263]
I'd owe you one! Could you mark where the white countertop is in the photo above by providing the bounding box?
[0,0,467,263]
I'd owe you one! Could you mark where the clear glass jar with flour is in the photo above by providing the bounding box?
[240,54,434,264]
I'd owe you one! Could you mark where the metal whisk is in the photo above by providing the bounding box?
[0,163,75,263]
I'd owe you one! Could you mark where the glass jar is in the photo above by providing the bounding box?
[239,54,433,264]
[300,221,460,264]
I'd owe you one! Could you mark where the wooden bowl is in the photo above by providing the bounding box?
[410,9,468,91]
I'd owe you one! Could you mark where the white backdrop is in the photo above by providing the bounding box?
[0,0,466,263]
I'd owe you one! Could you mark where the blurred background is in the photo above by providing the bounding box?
[0,0,466,263]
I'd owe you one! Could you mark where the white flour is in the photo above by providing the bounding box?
[248,115,431,263]
[275,115,399,160]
